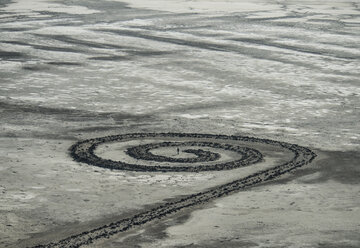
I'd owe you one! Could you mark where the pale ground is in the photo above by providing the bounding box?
[0,0,359,247]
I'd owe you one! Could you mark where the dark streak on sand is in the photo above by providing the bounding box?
[0,101,148,122]
[0,50,26,60]
[94,28,359,77]
[31,133,316,248]
[46,62,83,66]
[95,29,348,69]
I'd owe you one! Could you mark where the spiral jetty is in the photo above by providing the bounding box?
[32,133,316,248]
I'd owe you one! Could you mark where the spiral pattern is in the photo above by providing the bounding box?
[71,133,264,172]
[34,133,316,248]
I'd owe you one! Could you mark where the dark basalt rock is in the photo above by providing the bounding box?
[70,133,263,172]
[31,133,316,248]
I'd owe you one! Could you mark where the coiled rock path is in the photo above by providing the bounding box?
[32,133,316,248]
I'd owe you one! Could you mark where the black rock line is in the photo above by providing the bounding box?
[31,133,316,248]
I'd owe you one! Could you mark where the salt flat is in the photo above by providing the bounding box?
[0,0,359,247]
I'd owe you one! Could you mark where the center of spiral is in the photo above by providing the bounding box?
[126,142,221,163]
